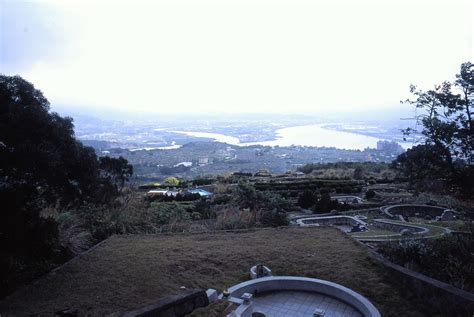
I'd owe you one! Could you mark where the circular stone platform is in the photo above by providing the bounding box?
[226,276,380,317]
[252,290,362,317]
[380,204,455,219]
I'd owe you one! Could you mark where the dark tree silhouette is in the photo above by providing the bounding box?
[0,75,133,296]
[395,63,474,195]
[99,156,133,191]
[402,62,473,163]
[313,193,339,214]
[297,189,317,209]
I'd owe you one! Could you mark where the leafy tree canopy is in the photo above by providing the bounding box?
[394,62,474,195]
[0,75,133,206]
[163,176,180,185]
[0,75,133,296]
[402,62,473,162]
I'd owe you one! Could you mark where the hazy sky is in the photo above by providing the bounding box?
[1,0,472,114]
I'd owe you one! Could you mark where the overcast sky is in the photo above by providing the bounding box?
[0,0,472,114]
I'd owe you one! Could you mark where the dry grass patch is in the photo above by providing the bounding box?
[0,227,427,316]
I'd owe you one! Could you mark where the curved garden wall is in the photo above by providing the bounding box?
[373,219,428,234]
[228,276,381,317]
[296,215,367,227]
[381,204,449,218]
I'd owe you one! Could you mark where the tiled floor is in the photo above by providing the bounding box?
[251,290,363,317]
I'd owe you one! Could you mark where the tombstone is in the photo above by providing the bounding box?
[251,264,272,279]
[350,224,362,233]
[439,209,456,221]
[256,264,265,278]
[400,229,412,236]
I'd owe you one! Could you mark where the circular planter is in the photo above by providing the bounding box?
[380,204,453,219]
[228,276,381,317]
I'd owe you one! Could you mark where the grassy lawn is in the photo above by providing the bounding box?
[0,227,428,316]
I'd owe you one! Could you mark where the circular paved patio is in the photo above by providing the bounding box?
[252,290,362,317]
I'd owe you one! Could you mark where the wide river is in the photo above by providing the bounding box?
[172,124,410,150]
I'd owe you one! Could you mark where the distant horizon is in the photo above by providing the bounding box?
[51,102,415,123]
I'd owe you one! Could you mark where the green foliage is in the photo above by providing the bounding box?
[192,178,214,186]
[0,75,133,206]
[258,209,289,227]
[403,63,473,162]
[148,202,191,225]
[313,193,339,214]
[353,167,364,180]
[0,75,133,296]
[235,182,291,212]
[0,183,62,297]
[297,189,318,209]
[69,199,216,244]
[232,182,290,227]
[379,235,474,291]
[392,144,454,181]
[298,162,390,175]
[163,176,180,185]
[254,179,363,192]
[193,199,215,219]
[211,194,232,205]
[397,62,474,195]
[99,156,133,191]
[365,189,376,200]
[235,182,260,209]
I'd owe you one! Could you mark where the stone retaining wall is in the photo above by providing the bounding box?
[122,289,209,317]
[381,204,447,218]
[296,215,367,227]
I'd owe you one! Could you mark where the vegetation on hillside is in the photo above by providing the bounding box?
[0,75,133,296]
[1,63,472,314]
[379,234,474,292]
[393,62,474,196]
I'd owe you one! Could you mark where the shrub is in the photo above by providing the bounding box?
[193,178,213,186]
[258,209,289,227]
[163,176,180,185]
[211,194,232,205]
[148,202,190,225]
[297,189,318,209]
[365,190,376,200]
[379,235,474,291]
[215,207,255,230]
[313,193,339,214]
[193,199,215,219]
